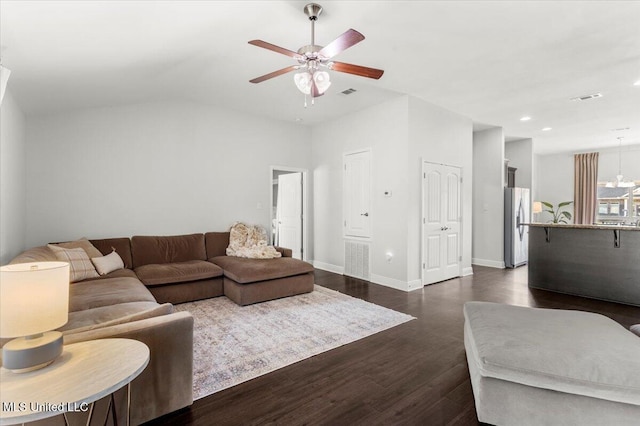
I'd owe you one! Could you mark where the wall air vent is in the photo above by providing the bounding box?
[570,93,603,101]
[341,88,357,95]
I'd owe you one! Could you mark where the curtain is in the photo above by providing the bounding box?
[574,152,599,224]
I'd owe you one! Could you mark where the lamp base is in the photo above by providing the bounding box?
[2,331,63,373]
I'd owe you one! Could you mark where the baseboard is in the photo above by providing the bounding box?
[370,274,412,292]
[312,261,344,275]
[407,279,422,292]
[313,263,421,293]
[462,267,474,276]
[472,258,505,269]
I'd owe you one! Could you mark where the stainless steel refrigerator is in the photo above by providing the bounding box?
[504,187,530,268]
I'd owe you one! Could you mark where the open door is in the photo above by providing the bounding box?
[274,171,303,259]
[276,172,302,259]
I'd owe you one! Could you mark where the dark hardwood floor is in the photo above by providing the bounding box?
[146,266,640,426]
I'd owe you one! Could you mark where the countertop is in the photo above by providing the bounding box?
[526,223,640,231]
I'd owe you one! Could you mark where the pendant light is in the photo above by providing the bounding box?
[606,137,635,188]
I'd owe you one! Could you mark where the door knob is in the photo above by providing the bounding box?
[361,212,369,217]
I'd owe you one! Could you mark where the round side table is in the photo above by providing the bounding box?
[1,338,149,426]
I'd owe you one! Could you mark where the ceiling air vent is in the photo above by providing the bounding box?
[570,93,603,101]
[341,88,357,95]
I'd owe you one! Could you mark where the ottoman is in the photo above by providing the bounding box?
[204,231,315,305]
[209,255,314,306]
[463,302,640,425]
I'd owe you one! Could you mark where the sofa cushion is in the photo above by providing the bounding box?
[93,268,138,280]
[204,232,230,258]
[50,238,103,259]
[135,260,223,286]
[60,302,173,334]
[69,276,156,312]
[131,233,206,267]
[464,301,640,406]
[209,255,314,284]
[48,245,100,282]
[92,250,125,275]
[90,237,133,269]
[8,245,57,264]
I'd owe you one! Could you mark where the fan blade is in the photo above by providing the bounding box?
[248,40,303,60]
[330,61,384,79]
[318,29,365,59]
[250,65,299,83]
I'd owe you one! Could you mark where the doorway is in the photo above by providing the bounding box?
[270,166,308,260]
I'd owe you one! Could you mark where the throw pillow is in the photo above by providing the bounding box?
[48,245,100,282]
[91,250,125,276]
[631,324,640,337]
[50,238,103,259]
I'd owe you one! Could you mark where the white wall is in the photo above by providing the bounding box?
[0,90,27,264]
[505,138,533,190]
[311,96,409,287]
[472,127,505,268]
[535,144,640,223]
[408,96,473,280]
[25,101,312,247]
[312,95,473,291]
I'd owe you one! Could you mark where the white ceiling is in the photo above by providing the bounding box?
[1,0,639,155]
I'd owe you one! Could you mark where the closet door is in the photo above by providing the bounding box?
[344,150,372,238]
[423,162,462,285]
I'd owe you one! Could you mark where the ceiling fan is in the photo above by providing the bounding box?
[248,3,384,100]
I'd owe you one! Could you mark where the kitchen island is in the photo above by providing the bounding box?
[528,223,640,306]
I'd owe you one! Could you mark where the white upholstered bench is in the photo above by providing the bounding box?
[463,302,640,425]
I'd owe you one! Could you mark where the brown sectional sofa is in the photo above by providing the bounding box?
[4,231,314,425]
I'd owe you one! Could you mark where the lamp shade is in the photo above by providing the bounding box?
[313,71,331,93]
[532,202,543,214]
[294,70,332,95]
[0,262,69,338]
[294,72,312,95]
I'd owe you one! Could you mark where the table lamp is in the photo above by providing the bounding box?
[532,201,542,222]
[1,261,69,372]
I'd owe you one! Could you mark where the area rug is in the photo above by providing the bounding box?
[174,285,415,399]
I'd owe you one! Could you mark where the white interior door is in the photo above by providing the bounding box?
[276,172,303,259]
[422,162,462,285]
[344,150,372,238]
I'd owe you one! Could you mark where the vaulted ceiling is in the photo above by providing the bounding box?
[2,1,639,154]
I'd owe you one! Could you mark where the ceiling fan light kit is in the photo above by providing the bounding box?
[248,3,384,106]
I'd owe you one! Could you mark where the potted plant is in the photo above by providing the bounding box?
[541,201,573,224]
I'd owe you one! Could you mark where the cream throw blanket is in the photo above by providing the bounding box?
[226,222,282,259]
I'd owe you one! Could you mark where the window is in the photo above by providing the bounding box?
[596,185,639,222]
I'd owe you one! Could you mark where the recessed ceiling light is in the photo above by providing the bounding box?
[542,127,552,131]
[520,116,531,121]
[295,118,303,122]
[634,80,640,86]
